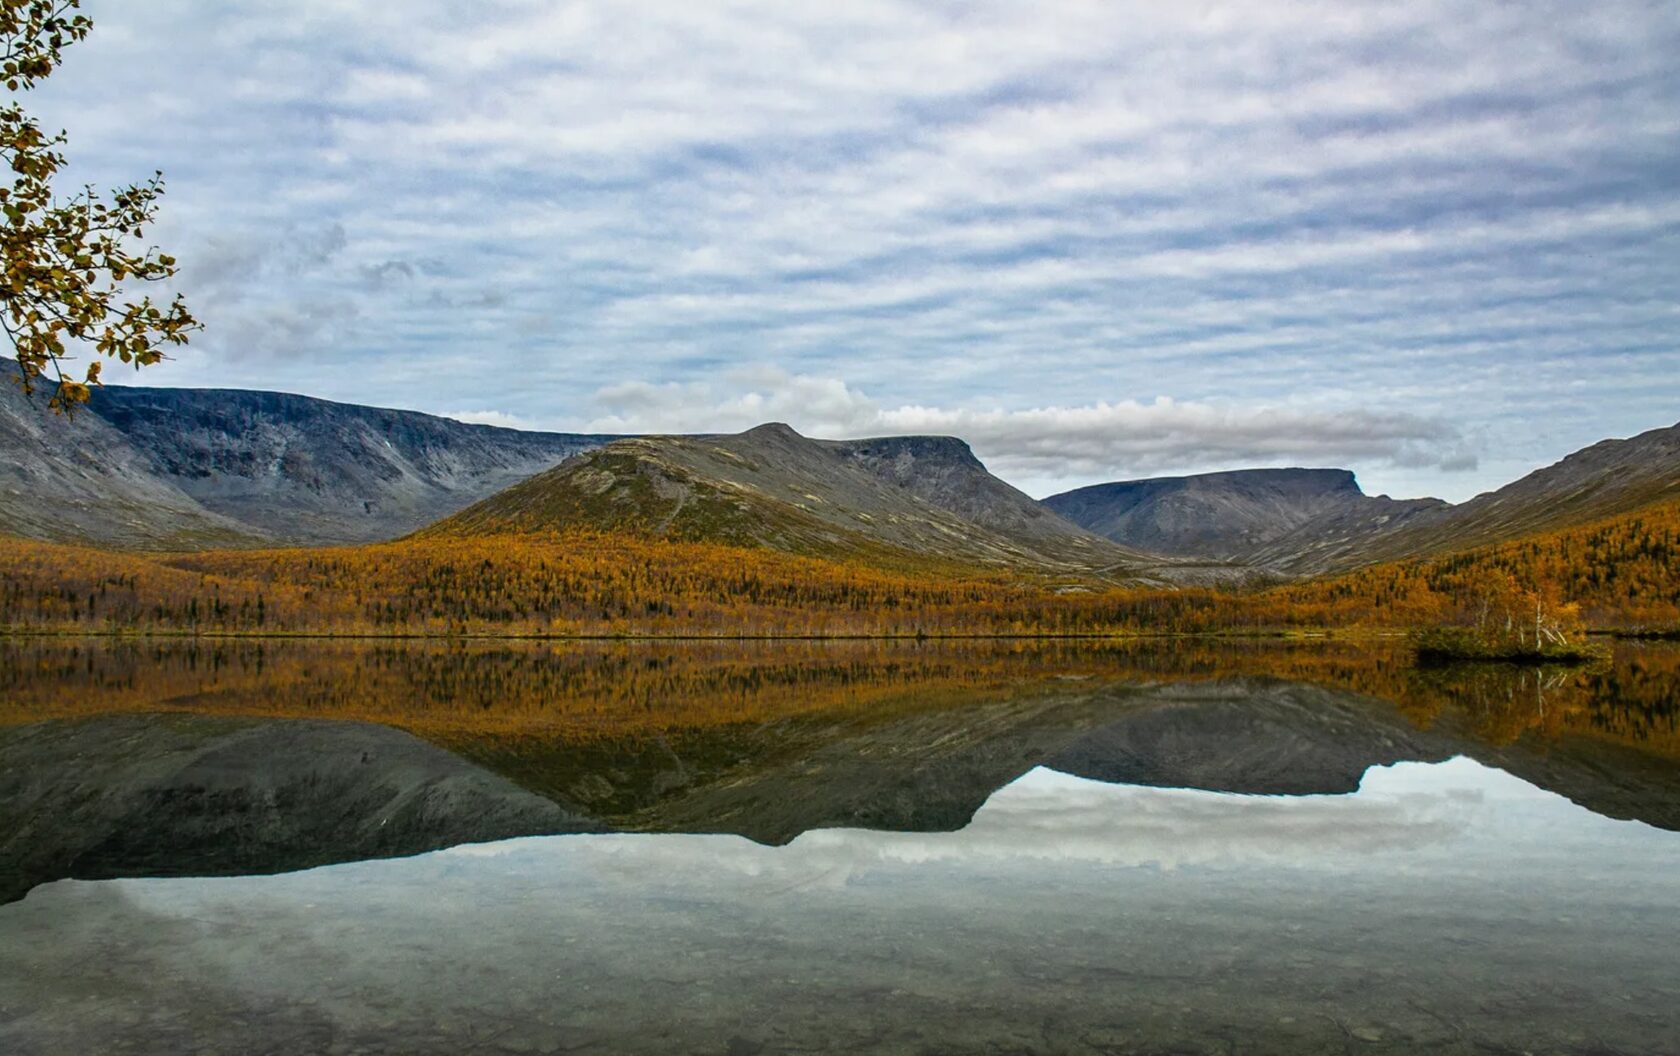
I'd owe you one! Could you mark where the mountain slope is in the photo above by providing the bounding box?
[828,434,1130,556]
[1296,419,1680,572]
[0,378,264,548]
[87,385,615,544]
[426,423,1156,577]
[1047,421,1680,574]
[1044,468,1445,564]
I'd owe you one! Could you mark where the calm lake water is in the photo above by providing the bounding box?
[2,638,1678,1055]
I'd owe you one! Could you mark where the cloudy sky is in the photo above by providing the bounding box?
[28,1,1679,500]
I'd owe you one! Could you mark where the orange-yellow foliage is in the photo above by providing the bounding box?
[3,637,1675,764]
[1,497,1676,637]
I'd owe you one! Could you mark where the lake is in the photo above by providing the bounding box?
[2,637,1677,1054]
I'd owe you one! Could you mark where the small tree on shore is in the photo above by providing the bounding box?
[1416,568,1589,661]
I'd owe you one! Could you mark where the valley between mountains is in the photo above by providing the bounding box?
[2,368,1678,637]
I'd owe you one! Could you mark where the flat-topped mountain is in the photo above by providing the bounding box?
[7,355,1676,579]
[425,423,1156,577]
[1,362,617,548]
[1048,421,1680,573]
[1044,468,1445,564]
[86,385,615,544]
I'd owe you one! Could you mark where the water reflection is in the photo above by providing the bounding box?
[3,637,1679,904]
[7,636,1675,749]
[2,760,1676,1055]
[0,714,603,905]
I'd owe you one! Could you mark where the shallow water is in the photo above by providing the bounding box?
[1,639,1678,1054]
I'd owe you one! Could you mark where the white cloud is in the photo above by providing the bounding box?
[440,409,536,430]
[26,0,1680,501]
[582,368,1475,496]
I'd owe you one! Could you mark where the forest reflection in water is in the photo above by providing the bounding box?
[2,635,1677,844]
[3,634,1677,756]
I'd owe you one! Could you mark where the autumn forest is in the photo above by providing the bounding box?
[2,492,1677,641]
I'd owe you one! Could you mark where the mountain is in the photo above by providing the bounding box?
[10,355,1676,576]
[426,423,1159,577]
[828,433,1143,560]
[1043,468,1445,564]
[1,360,617,548]
[0,377,264,548]
[1048,421,1680,573]
[1288,419,1680,572]
[85,385,615,545]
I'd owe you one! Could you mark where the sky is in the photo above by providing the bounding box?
[24,0,1680,501]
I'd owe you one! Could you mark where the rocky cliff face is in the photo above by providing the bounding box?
[1,361,622,547]
[0,377,265,548]
[831,435,1102,548]
[87,386,615,544]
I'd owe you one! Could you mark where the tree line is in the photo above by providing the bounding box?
[1,498,1677,639]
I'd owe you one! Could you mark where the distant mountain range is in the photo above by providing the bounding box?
[1042,469,1446,568]
[1045,421,1680,573]
[4,364,1677,577]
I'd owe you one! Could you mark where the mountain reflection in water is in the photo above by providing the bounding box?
[2,638,1678,1054]
[2,758,1676,1055]
[2,637,1678,906]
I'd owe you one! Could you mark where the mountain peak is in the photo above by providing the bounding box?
[738,422,805,441]
[428,425,1150,575]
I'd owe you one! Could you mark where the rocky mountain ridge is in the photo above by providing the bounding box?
[0,379,265,548]
[1285,419,1680,572]
[86,384,616,544]
[425,422,1172,580]
[5,361,1677,577]
[1,364,617,547]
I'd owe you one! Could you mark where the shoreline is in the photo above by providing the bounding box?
[0,627,1405,643]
